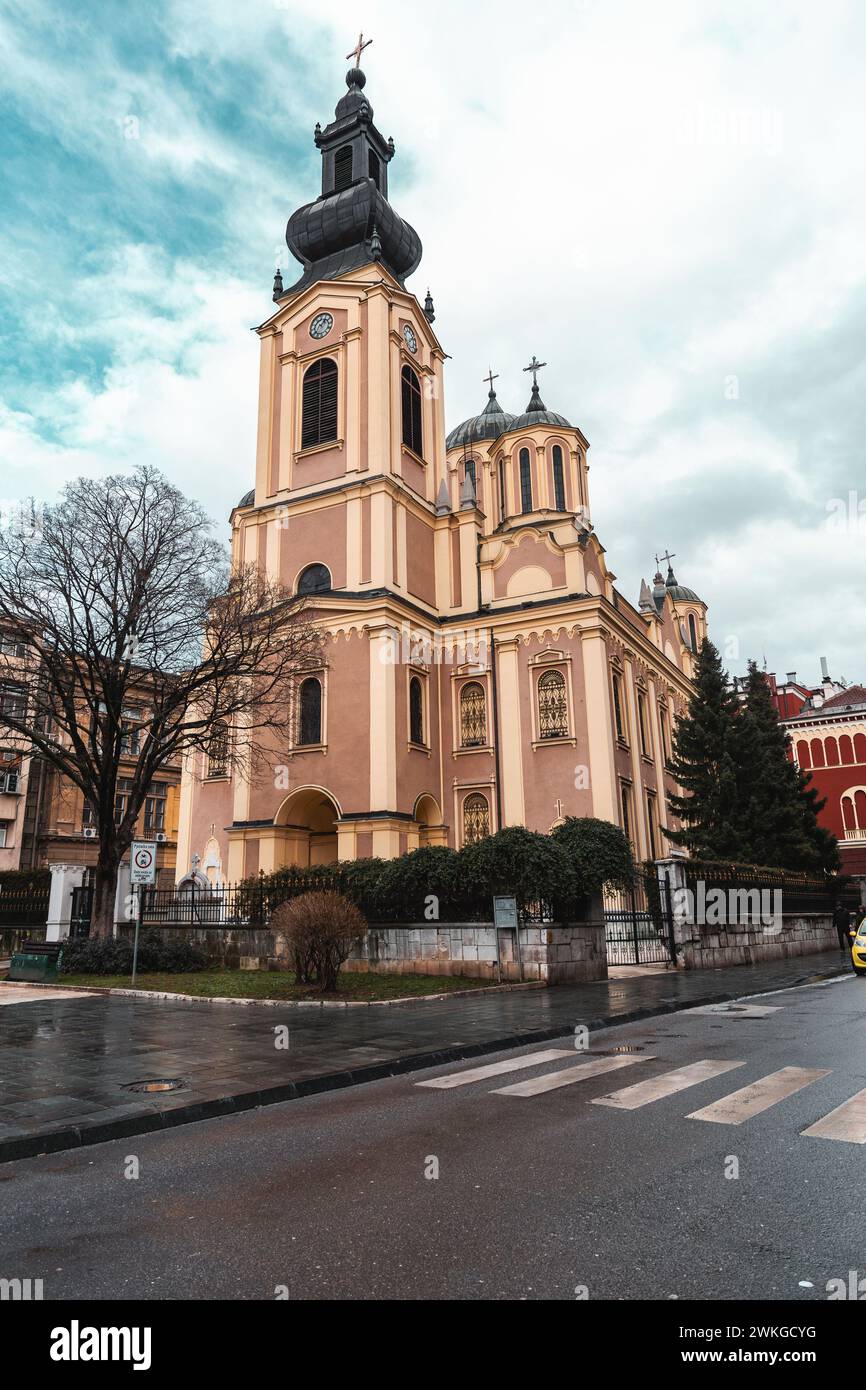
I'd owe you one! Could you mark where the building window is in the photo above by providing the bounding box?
[114,776,133,826]
[519,448,532,513]
[552,444,566,511]
[82,800,95,830]
[301,357,338,450]
[206,722,229,777]
[409,676,425,746]
[0,823,7,848]
[464,458,476,491]
[459,682,487,747]
[659,703,670,762]
[401,365,423,455]
[637,690,650,756]
[298,678,322,746]
[0,763,20,794]
[463,792,490,845]
[537,669,568,739]
[0,683,26,719]
[368,150,380,188]
[688,613,698,652]
[120,707,142,757]
[621,782,632,843]
[333,144,353,191]
[613,673,626,742]
[646,793,658,858]
[498,458,506,521]
[144,783,167,835]
[297,563,332,595]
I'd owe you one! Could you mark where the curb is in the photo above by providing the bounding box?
[0,978,545,1008]
[0,960,851,1166]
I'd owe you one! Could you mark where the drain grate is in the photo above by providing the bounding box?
[593,1043,646,1055]
[124,1078,184,1094]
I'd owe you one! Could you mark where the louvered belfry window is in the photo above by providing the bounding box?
[463,793,490,845]
[301,358,338,450]
[538,669,568,739]
[519,448,533,513]
[333,145,353,192]
[459,682,486,747]
[552,444,566,511]
[401,365,423,456]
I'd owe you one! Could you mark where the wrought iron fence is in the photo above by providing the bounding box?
[0,884,50,927]
[604,877,673,966]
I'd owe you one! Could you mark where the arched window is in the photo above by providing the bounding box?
[464,458,476,491]
[796,739,812,769]
[659,704,670,762]
[207,721,229,777]
[688,613,698,652]
[538,669,568,739]
[297,678,322,746]
[297,563,332,595]
[637,689,650,755]
[401,365,423,455]
[368,150,380,188]
[856,733,866,764]
[612,673,625,742]
[825,736,840,766]
[460,682,486,747]
[301,357,338,450]
[810,737,826,768]
[333,145,353,192]
[552,444,566,511]
[498,458,506,522]
[463,793,490,845]
[646,792,658,859]
[519,447,532,513]
[409,676,424,745]
[621,782,632,843]
[840,735,854,765]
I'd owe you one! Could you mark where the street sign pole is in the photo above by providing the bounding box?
[129,841,157,986]
[132,885,143,987]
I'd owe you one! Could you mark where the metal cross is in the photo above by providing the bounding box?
[554,798,564,818]
[346,32,372,66]
[483,368,499,392]
[523,355,547,389]
[655,550,676,569]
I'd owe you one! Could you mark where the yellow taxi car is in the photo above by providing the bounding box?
[852,923,866,977]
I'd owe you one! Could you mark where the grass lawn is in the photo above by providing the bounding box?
[58,969,495,1002]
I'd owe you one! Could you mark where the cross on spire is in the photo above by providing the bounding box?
[523,354,547,390]
[346,31,373,66]
[655,550,676,570]
[483,367,499,393]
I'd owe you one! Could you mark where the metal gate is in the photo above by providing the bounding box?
[605,877,675,966]
[69,874,93,939]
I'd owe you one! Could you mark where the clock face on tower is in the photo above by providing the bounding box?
[402,324,418,354]
[309,312,334,340]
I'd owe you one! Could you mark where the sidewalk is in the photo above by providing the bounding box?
[0,950,855,1163]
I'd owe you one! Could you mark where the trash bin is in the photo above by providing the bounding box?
[7,941,64,983]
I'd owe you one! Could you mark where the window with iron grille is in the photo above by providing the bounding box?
[537,669,568,739]
[459,682,486,747]
[207,722,229,777]
[401,365,423,456]
[297,678,322,746]
[519,448,532,513]
[462,792,490,845]
[409,676,425,746]
[333,145,353,191]
[301,358,338,450]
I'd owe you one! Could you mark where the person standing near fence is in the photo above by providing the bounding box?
[833,902,853,952]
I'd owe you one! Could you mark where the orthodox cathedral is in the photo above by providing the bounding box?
[176,56,708,884]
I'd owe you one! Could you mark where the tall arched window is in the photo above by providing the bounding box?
[206,721,229,777]
[463,793,490,845]
[552,444,566,511]
[368,150,380,188]
[612,673,626,742]
[464,458,476,491]
[297,563,331,595]
[460,682,487,747]
[409,676,425,745]
[537,669,568,739]
[401,365,423,455]
[688,613,698,652]
[519,448,532,513]
[333,145,353,191]
[498,458,506,521]
[301,357,338,450]
[298,678,322,746]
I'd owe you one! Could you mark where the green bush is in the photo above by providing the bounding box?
[374,845,467,921]
[459,826,575,917]
[61,928,207,975]
[551,816,635,895]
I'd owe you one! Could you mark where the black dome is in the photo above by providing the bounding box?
[511,382,571,432]
[446,389,516,449]
[237,488,254,509]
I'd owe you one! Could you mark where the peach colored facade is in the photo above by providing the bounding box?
[177,67,709,883]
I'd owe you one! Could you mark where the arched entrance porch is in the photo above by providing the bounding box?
[273,786,341,867]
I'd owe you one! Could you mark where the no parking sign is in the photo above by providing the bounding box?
[130,841,157,886]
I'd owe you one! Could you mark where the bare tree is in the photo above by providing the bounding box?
[0,467,322,935]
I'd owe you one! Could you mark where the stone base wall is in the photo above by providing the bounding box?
[116,917,608,984]
[680,915,837,970]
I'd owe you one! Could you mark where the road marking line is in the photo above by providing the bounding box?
[591,1059,746,1110]
[492,1053,653,1097]
[801,1088,866,1144]
[687,1066,830,1125]
[415,1048,574,1089]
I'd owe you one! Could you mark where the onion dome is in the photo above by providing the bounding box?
[280,67,421,298]
[663,562,701,603]
[446,387,517,450]
[237,488,254,509]
[511,380,572,432]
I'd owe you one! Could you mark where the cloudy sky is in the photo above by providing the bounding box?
[1,0,864,684]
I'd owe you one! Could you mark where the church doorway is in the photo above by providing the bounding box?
[273,787,340,867]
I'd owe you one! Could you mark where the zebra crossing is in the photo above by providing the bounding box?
[414,1046,866,1143]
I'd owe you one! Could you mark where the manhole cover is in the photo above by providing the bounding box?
[124,1078,184,1094]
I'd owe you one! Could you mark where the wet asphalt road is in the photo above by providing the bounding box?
[2,973,865,1301]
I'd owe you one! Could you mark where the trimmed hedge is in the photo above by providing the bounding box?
[61,928,208,975]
